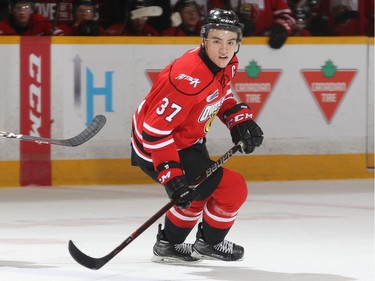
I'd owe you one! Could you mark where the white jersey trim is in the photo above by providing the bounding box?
[144,122,172,135]
[143,138,174,150]
[131,137,152,162]
[132,115,143,140]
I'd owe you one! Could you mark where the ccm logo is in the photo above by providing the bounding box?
[227,113,252,128]
[29,54,42,136]
[159,171,171,184]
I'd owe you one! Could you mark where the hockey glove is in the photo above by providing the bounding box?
[157,161,196,209]
[223,103,263,154]
[268,24,288,49]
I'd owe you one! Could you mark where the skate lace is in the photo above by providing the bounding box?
[174,243,193,255]
[214,240,233,254]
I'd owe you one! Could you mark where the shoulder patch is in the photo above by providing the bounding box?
[174,73,201,88]
[168,52,215,95]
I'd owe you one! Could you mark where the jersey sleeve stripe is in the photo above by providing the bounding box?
[132,115,143,140]
[144,122,172,135]
[131,126,152,157]
[131,137,152,162]
[143,138,175,150]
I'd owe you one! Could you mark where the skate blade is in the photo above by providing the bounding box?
[191,250,244,262]
[190,251,218,261]
[151,255,202,264]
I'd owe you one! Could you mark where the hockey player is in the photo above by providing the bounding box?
[131,8,263,263]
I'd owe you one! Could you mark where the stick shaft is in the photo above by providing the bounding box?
[69,141,243,270]
[0,115,106,147]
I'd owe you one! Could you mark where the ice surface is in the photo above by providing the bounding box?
[0,179,373,281]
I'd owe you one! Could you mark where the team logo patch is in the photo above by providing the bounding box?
[206,90,219,102]
[199,97,225,133]
[198,97,224,123]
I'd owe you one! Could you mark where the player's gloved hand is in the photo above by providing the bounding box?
[157,162,196,209]
[268,24,288,49]
[223,103,264,154]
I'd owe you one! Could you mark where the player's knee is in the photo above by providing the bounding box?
[222,168,248,206]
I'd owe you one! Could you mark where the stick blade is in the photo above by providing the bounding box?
[68,240,107,270]
[66,115,106,147]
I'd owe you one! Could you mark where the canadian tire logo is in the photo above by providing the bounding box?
[301,60,357,123]
[146,70,160,85]
[231,60,281,120]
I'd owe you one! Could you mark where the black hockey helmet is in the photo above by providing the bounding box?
[201,9,243,42]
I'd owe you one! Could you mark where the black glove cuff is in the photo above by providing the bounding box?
[156,161,181,173]
[223,103,250,121]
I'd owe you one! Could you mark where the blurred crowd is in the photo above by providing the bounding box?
[0,0,373,49]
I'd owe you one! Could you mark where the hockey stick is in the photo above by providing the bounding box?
[0,115,106,147]
[68,141,244,270]
[130,6,162,20]
[119,6,162,35]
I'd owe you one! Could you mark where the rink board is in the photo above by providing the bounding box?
[0,36,373,186]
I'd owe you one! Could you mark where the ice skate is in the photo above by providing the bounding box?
[191,223,244,261]
[151,224,201,264]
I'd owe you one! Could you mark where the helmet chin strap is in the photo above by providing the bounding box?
[235,44,241,54]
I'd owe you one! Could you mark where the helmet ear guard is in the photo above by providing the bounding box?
[200,9,244,43]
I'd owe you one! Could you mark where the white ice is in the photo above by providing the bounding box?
[0,179,373,281]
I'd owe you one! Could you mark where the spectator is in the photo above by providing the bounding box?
[288,0,319,36]
[34,0,73,28]
[34,0,116,30]
[147,0,173,33]
[58,0,107,35]
[163,0,202,36]
[0,0,55,35]
[171,0,207,17]
[311,0,374,36]
[207,0,296,49]
[106,0,160,36]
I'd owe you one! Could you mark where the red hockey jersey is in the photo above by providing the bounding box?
[131,47,239,168]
